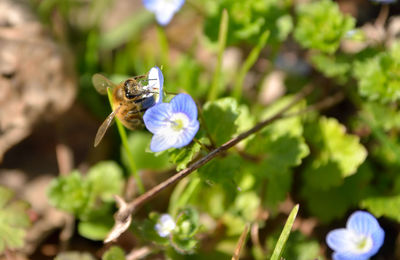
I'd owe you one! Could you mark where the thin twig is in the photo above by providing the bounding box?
[126,246,153,260]
[232,224,250,260]
[285,91,345,118]
[375,4,389,28]
[104,84,314,243]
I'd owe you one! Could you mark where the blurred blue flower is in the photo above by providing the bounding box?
[143,0,185,26]
[155,214,176,237]
[143,93,199,152]
[370,0,396,3]
[326,211,385,260]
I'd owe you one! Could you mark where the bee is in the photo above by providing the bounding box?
[92,73,160,147]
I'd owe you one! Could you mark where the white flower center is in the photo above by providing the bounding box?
[169,112,190,131]
[349,231,373,253]
[155,214,176,237]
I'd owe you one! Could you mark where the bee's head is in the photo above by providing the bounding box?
[123,79,141,99]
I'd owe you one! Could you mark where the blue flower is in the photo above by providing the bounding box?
[143,93,199,152]
[143,0,185,26]
[326,211,385,260]
[155,214,176,237]
[370,0,396,3]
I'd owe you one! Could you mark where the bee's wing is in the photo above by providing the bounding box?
[92,73,116,95]
[94,106,121,147]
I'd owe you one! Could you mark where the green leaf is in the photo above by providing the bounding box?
[78,215,115,241]
[47,171,90,216]
[198,154,242,190]
[203,97,240,146]
[204,0,292,45]
[302,163,373,222]
[353,43,400,103]
[0,186,30,253]
[294,0,355,53]
[303,117,367,189]
[122,132,170,171]
[87,161,124,202]
[231,191,260,222]
[174,207,200,238]
[270,204,299,260]
[168,141,202,171]
[311,53,352,84]
[361,195,400,222]
[102,246,125,260]
[362,101,400,131]
[245,96,309,209]
[266,231,323,260]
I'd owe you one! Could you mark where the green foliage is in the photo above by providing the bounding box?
[354,42,400,103]
[47,171,90,216]
[102,246,126,260]
[168,141,202,171]
[204,0,292,45]
[302,163,373,222]
[303,117,367,190]
[203,97,240,145]
[246,97,309,209]
[311,53,352,84]
[122,132,170,170]
[31,0,400,258]
[270,204,299,260]
[47,161,124,240]
[294,0,355,53]
[0,186,30,253]
[171,207,200,252]
[266,231,322,260]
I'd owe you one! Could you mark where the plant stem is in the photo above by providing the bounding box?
[208,9,229,101]
[107,89,145,194]
[233,30,270,100]
[156,25,170,70]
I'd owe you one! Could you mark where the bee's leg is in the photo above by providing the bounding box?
[134,74,147,80]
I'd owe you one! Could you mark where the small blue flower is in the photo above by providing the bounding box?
[155,214,176,237]
[370,0,396,3]
[143,0,185,26]
[326,211,385,260]
[143,93,199,152]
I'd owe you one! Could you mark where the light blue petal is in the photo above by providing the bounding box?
[143,103,172,134]
[148,66,164,103]
[144,0,185,26]
[156,10,175,26]
[150,132,178,152]
[347,211,381,236]
[156,66,164,102]
[369,225,385,256]
[332,252,370,260]
[326,229,355,252]
[170,93,198,121]
[173,120,199,148]
[143,0,158,11]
